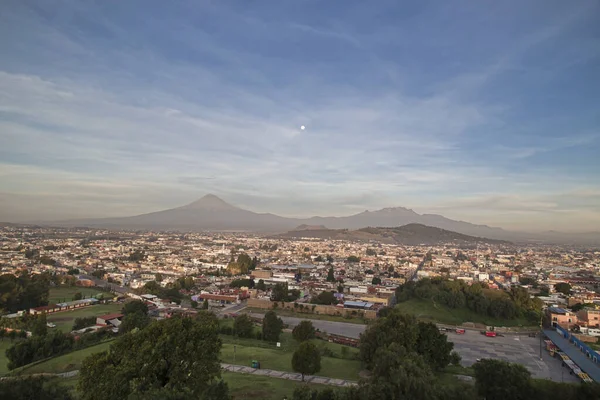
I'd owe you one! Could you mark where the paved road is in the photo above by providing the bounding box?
[221,363,357,387]
[249,313,367,339]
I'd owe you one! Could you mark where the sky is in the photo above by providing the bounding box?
[0,0,599,232]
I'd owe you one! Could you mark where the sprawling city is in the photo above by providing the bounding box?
[1,218,600,398]
[2,0,599,399]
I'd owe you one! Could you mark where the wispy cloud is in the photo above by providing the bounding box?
[0,0,598,230]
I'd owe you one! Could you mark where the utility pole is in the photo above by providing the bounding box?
[539,307,543,361]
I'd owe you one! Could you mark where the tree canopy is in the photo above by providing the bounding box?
[122,300,149,316]
[359,309,453,371]
[473,359,533,400]
[78,314,228,400]
[396,278,542,323]
[233,314,254,338]
[262,310,283,342]
[292,320,316,342]
[554,282,571,295]
[326,267,335,282]
[0,377,73,400]
[310,291,337,306]
[292,341,321,381]
[0,273,50,313]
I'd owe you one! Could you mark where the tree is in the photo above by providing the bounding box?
[256,279,266,291]
[292,341,321,381]
[31,313,47,337]
[78,314,227,400]
[371,277,382,285]
[262,310,283,342]
[359,343,439,400]
[554,282,571,295]
[359,309,453,371]
[191,300,198,309]
[366,248,377,256]
[346,256,360,263]
[0,273,50,313]
[519,277,537,287]
[155,273,163,282]
[120,311,151,334]
[122,300,149,316]
[233,314,254,338]
[473,359,533,400]
[203,299,209,310]
[311,291,337,305]
[0,377,73,400]
[326,255,334,263]
[72,292,83,301]
[449,351,461,366]
[67,268,80,275]
[326,267,335,282]
[292,320,316,342]
[128,250,146,262]
[271,283,289,302]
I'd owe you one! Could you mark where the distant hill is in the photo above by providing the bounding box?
[42,194,598,245]
[293,224,329,231]
[276,223,511,246]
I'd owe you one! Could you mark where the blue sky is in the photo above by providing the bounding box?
[0,0,599,231]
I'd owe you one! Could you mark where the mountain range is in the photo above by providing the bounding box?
[40,194,599,245]
[276,224,511,246]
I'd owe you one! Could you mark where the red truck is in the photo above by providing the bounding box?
[455,328,466,334]
[485,331,497,337]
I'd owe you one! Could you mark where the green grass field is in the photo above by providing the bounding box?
[48,287,105,304]
[223,371,331,400]
[221,343,360,381]
[0,340,14,375]
[219,318,360,360]
[395,298,533,328]
[46,303,123,332]
[15,340,113,375]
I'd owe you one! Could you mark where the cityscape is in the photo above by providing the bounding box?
[1,0,599,399]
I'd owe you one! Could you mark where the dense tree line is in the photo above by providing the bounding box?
[0,377,73,400]
[310,291,338,305]
[229,278,255,288]
[395,278,543,323]
[5,328,114,369]
[0,272,50,313]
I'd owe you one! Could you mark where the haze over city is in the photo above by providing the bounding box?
[1,0,599,232]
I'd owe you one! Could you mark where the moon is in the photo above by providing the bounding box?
[300,125,306,130]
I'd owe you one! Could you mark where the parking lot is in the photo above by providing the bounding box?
[449,330,579,382]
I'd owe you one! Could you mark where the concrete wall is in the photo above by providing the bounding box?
[247,298,377,319]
